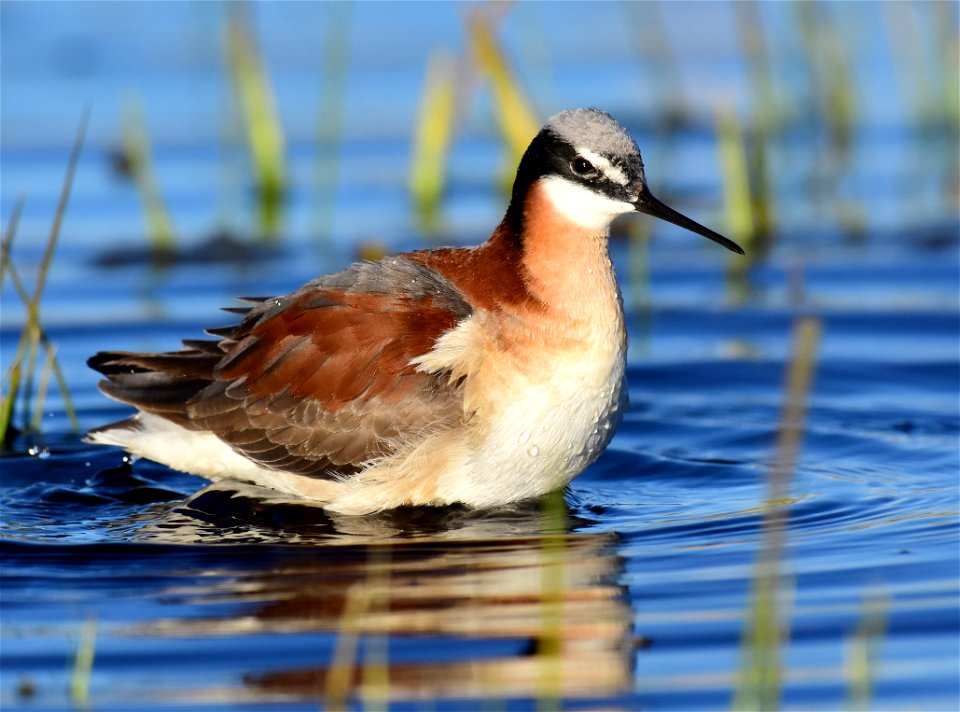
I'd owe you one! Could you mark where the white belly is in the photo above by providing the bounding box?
[433,319,628,508]
[480,356,624,502]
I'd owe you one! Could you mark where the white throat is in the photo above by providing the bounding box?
[539,176,634,233]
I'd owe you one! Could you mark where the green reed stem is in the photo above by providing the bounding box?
[225,13,286,240]
[69,617,97,710]
[0,195,25,288]
[310,1,351,243]
[2,253,79,435]
[121,94,176,255]
[30,344,58,433]
[326,580,372,710]
[18,325,41,435]
[470,13,540,170]
[845,589,890,712]
[622,0,688,128]
[1,110,86,445]
[733,316,822,711]
[537,489,567,711]
[716,105,755,247]
[410,52,458,234]
[796,2,857,166]
[360,545,391,711]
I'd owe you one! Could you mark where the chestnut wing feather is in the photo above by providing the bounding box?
[91,257,473,477]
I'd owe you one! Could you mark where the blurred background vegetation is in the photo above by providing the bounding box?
[1,0,957,442]
[3,1,956,246]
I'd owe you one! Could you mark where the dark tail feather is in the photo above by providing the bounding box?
[180,339,224,355]
[98,373,209,410]
[205,325,238,338]
[88,350,219,379]
[88,350,218,426]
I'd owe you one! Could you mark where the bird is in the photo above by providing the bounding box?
[87,108,743,515]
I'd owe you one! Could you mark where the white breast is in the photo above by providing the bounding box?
[419,298,628,509]
[469,337,626,505]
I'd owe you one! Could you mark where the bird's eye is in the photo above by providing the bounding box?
[571,156,598,177]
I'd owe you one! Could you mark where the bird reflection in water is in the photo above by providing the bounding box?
[128,482,635,705]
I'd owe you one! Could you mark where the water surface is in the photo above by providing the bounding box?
[2,2,958,710]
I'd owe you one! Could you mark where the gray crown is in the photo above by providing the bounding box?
[546,108,640,160]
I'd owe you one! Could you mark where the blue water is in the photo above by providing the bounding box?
[2,2,958,710]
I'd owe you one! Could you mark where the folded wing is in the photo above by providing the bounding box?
[89,257,473,477]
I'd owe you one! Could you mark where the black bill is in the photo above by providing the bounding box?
[634,186,745,255]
